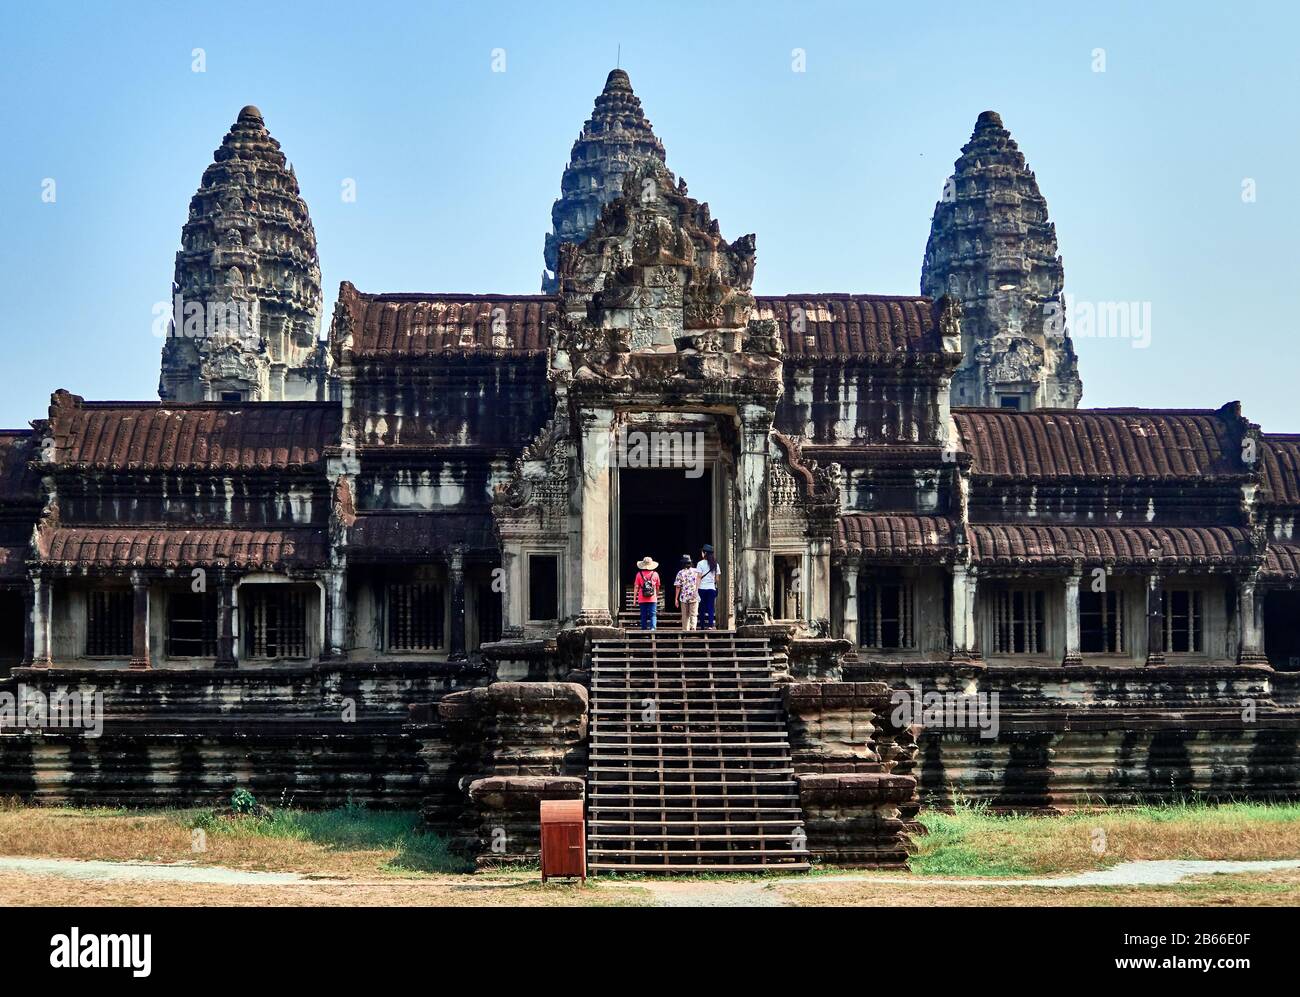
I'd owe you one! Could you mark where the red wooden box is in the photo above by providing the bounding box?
[539,799,586,883]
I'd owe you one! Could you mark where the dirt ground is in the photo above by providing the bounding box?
[3,803,1298,907]
[4,864,1300,907]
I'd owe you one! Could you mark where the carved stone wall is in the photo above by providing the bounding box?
[0,661,480,805]
[413,681,588,864]
[850,659,1300,808]
[783,681,919,866]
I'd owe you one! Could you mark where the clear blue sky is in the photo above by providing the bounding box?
[1,1,1297,429]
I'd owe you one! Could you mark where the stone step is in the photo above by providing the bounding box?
[588,862,811,873]
[592,852,811,863]
[588,806,803,816]
[587,779,790,790]
[591,721,784,730]
[586,630,808,875]
[587,684,781,695]
[590,732,791,743]
[589,832,805,843]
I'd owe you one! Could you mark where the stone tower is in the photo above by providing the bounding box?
[922,111,1082,410]
[159,105,331,403]
[541,69,667,292]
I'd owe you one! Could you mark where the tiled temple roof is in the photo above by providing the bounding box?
[1261,435,1300,506]
[968,524,1254,568]
[38,527,328,570]
[331,284,945,360]
[754,295,944,358]
[953,406,1247,479]
[1263,541,1300,581]
[835,514,956,561]
[334,284,555,358]
[47,392,339,472]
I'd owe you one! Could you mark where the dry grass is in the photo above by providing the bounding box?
[0,870,653,907]
[778,868,1300,907]
[0,802,458,878]
[1,799,1299,906]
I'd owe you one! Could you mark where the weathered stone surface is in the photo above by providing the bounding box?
[0,661,481,806]
[851,659,1300,808]
[542,69,667,292]
[923,110,1081,410]
[783,680,918,866]
[161,105,330,403]
[459,775,585,866]
[413,680,588,862]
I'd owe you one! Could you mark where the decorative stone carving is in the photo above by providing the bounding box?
[550,158,781,405]
[923,111,1082,409]
[160,106,332,403]
[542,70,668,292]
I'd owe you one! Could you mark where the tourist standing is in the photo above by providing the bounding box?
[674,555,700,631]
[696,544,719,630]
[634,556,661,630]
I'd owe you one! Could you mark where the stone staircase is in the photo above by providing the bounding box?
[615,585,681,630]
[586,630,810,873]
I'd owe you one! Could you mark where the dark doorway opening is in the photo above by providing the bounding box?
[0,590,24,672]
[1264,591,1300,670]
[619,468,712,612]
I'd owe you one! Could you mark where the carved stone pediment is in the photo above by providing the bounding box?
[493,415,572,533]
[549,159,780,401]
[770,433,842,533]
[980,336,1045,387]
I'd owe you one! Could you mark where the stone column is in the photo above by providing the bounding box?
[737,404,774,625]
[501,547,524,639]
[129,574,151,670]
[27,573,51,667]
[1237,575,1268,665]
[1062,573,1083,666]
[20,581,35,666]
[1144,572,1165,666]
[448,549,467,660]
[322,567,346,660]
[575,408,614,627]
[808,539,831,631]
[841,555,861,647]
[949,564,979,660]
[215,575,237,669]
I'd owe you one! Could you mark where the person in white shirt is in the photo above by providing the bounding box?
[696,544,719,630]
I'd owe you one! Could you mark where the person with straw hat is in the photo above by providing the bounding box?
[633,555,661,630]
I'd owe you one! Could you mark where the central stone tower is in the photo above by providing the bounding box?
[159,106,331,402]
[922,111,1082,410]
[541,69,667,292]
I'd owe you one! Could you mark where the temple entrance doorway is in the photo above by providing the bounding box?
[0,590,23,673]
[1264,591,1300,670]
[617,468,713,624]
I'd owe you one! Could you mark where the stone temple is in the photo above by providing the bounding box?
[2,71,1299,871]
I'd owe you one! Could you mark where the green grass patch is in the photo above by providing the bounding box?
[188,798,469,874]
[909,800,1300,878]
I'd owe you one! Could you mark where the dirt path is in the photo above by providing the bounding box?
[806,859,1300,889]
[4,855,1299,907]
